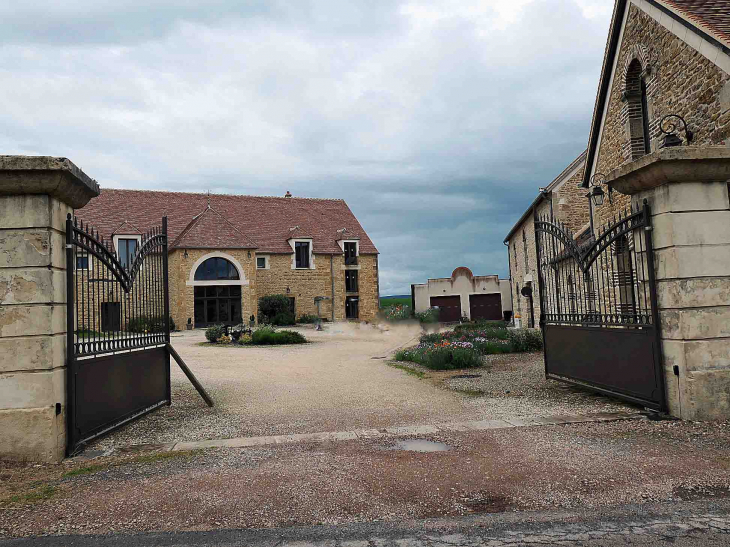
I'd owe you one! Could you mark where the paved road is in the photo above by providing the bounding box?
[3,500,729,546]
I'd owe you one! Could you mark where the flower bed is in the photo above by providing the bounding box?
[394,322,542,370]
[203,324,307,346]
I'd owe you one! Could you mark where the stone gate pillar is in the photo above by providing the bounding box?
[607,147,730,420]
[0,156,99,461]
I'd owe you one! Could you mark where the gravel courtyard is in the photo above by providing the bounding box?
[90,323,633,450]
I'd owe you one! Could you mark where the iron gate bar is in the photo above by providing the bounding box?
[66,214,172,455]
[534,199,666,411]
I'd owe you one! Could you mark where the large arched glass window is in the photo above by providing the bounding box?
[194,257,240,281]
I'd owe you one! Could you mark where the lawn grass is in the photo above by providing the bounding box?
[379,296,411,309]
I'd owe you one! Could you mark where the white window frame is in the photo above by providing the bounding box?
[338,239,359,266]
[113,234,142,269]
[186,251,250,287]
[256,254,270,270]
[74,251,93,272]
[289,238,315,270]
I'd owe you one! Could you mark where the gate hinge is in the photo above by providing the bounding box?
[65,244,73,249]
[644,226,653,232]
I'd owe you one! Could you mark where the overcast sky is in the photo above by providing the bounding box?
[1,0,612,295]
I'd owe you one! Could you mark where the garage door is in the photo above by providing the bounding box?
[469,293,502,321]
[429,295,462,323]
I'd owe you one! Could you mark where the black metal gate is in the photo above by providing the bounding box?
[534,200,666,410]
[66,214,171,455]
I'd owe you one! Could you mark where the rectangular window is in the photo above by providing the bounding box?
[522,231,529,271]
[345,270,359,292]
[344,242,358,265]
[76,254,89,270]
[257,257,266,269]
[345,296,359,319]
[295,242,310,268]
[118,238,138,270]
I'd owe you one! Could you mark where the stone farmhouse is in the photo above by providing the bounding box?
[77,189,380,328]
[504,151,589,327]
[504,0,730,420]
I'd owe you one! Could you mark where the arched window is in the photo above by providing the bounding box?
[626,59,651,159]
[194,257,240,281]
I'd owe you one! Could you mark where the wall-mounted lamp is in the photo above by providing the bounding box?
[247,251,251,258]
[587,173,611,207]
[286,286,291,294]
[659,114,693,148]
[183,250,189,259]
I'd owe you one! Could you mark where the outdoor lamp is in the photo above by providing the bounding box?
[659,114,693,148]
[590,185,605,207]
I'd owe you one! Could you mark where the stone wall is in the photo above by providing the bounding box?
[594,3,730,227]
[0,195,69,461]
[607,147,730,420]
[554,167,590,235]
[254,252,379,323]
[168,248,256,330]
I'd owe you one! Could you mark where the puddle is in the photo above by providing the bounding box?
[391,439,451,452]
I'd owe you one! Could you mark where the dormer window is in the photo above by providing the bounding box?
[295,241,310,269]
[113,235,142,270]
[344,242,358,265]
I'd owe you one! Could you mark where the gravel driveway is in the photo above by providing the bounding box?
[89,324,634,449]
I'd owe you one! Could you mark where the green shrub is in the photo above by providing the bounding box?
[415,308,439,324]
[394,346,482,370]
[297,314,319,324]
[205,324,226,343]
[270,311,296,326]
[258,295,293,324]
[128,315,176,333]
[251,327,307,345]
[507,328,543,352]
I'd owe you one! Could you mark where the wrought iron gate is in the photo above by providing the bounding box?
[534,199,666,410]
[66,214,171,455]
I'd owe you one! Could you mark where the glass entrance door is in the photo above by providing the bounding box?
[194,286,242,326]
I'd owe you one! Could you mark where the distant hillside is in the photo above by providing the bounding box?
[379,295,411,308]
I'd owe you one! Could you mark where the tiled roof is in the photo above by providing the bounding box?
[77,189,378,254]
[171,206,257,249]
[662,0,730,47]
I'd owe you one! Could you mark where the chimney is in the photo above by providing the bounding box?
[285,191,292,198]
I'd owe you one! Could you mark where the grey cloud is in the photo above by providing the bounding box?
[0,0,609,295]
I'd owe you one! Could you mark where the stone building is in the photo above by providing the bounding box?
[76,189,380,327]
[503,0,730,420]
[411,267,512,323]
[503,151,589,327]
[578,0,730,420]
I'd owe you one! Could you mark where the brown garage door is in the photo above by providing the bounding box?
[469,293,502,321]
[429,295,462,323]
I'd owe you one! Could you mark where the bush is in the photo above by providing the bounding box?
[270,311,296,326]
[415,308,439,324]
[394,346,483,370]
[507,328,543,352]
[251,327,307,345]
[128,315,176,333]
[297,314,320,324]
[205,324,226,343]
[383,304,412,321]
[258,295,293,325]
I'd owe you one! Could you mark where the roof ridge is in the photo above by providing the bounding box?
[102,188,345,202]
[171,205,257,249]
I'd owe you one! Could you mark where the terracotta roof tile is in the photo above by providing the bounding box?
[662,0,730,47]
[171,206,257,249]
[77,189,378,254]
